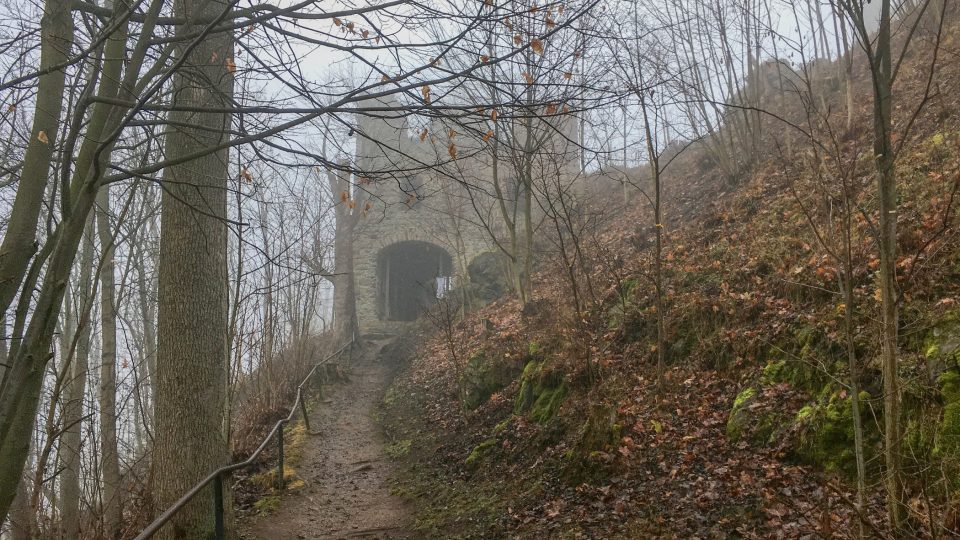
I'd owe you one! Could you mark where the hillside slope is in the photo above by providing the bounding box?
[380,15,960,539]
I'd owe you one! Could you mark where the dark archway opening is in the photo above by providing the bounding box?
[376,241,453,321]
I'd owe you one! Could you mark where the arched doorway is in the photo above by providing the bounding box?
[376,241,453,321]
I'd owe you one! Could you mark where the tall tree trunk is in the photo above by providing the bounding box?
[0,0,75,319]
[151,0,235,535]
[638,92,666,388]
[59,218,93,540]
[96,185,122,539]
[0,185,98,523]
[135,214,158,405]
[871,0,904,529]
[328,166,359,344]
[840,213,868,537]
[8,474,34,540]
[0,0,146,518]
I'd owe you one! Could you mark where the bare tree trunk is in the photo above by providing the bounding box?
[0,0,75,319]
[9,475,34,540]
[151,0,235,535]
[840,212,868,538]
[871,0,904,528]
[0,0,142,517]
[60,227,96,537]
[485,36,525,306]
[521,94,535,303]
[328,166,359,343]
[96,185,122,539]
[135,213,158,403]
[639,95,666,389]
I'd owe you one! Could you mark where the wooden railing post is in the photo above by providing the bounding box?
[213,473,225,540]
[276,422,285,490]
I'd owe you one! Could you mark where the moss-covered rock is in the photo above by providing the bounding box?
[923,312,960,376]
[530,385,567,423]
[941,370,960,403]
[560,403,620,484]
[764,327,835,391]
[514,359,566,423]
[461,350,521,410]
[576,403,619,453]
[727,387,764,442]
[726,379,807,446]
[937,370,960,474]
[791,389,873,478]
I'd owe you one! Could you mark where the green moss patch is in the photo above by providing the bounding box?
[937,370,960,475]
[791,389,874,478]
[386,439,412,459]
[514,360,566,423]
[727,386,772,443]
[465,438,498,468]
[253,494,282,515]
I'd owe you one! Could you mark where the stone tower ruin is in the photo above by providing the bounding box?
[351,97,579,335]
[351,99,490,335]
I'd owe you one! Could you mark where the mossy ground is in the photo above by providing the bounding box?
[245,415,311,515]
[380,336,625,537]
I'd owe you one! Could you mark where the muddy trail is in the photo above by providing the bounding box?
[243,338,411,540]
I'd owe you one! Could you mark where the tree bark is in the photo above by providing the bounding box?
[8,475,33,540]
[871,0,905,528]
[0,0,75,319]
[96,185,123,539]
[639,95,666,388]
[328,165,359,343]
[60,217,96,540]
[151,0,235,535]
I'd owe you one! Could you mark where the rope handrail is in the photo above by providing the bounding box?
[134,333,356,540]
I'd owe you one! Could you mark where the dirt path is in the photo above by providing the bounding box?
[244,339,411,540]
